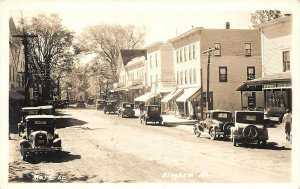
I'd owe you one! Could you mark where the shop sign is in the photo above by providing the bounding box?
[263,83,291,89]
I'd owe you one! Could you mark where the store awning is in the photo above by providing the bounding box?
[129,84,144,90]
[161,88,184,103]
[176,87,201,102]
[245,72,291,86]
[236,83,262,91]
[9,91,25,100]
[134,92,154,102]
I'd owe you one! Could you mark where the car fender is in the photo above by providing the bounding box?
[20,139,31,148]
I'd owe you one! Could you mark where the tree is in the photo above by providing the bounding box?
[251,10,282,25]
[76,24,145,82]
[21,13,75,101]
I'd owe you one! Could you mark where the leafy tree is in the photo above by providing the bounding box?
[21,13,75,101]
[251,10,282,25]
[76,24,145,82]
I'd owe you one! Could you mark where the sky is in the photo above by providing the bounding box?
[7,1,271,47]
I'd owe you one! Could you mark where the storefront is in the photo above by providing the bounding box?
[161,88,184,115]
[175,87,201,118]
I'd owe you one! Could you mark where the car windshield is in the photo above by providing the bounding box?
[27,119,55,133]
[149,106,159,112]
[236,112,264,124]
[123,104,134,108]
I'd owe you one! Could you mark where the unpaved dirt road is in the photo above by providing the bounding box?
[9,108,291,183]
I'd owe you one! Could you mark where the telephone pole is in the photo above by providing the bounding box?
[201,47,216,111]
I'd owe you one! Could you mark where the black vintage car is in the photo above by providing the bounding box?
[193,110,234,140]
[18,106,54,136]
[96,99,106,110]
[104,101,117,114]
[117,102,135,118]
[19,115,62,162]
[140,105,163,125]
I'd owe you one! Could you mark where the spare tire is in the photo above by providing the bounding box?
[223,122,234,134]
[242,125,259,140]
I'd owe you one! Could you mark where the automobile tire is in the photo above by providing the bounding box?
[209,127,217,140]
[223,122,234,135]
[242,125,259,140]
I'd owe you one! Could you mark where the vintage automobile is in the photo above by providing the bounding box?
[193,110,234,140]
[104,101,117,114]
[76,101,86,109]
[140,105,163,125]
[19,115,62,161]
[117,102,135,118]
[96,99,106,110]
[18,106,54,136]
[230,111,269,147]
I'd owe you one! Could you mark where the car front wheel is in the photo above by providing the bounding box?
[209,128,217,140]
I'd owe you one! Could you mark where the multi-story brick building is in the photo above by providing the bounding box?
[167,24,262,118]
[241,15,292,122]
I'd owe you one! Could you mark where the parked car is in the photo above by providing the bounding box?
[118,102,135,118]
[193,110,234,140]
[231,111,269,147]
[104,101,117,114]
[53,100,65,109]
[140,105,163,125]
[62,100,70,106]
[76,101,86,108]
[19,115,62,162]
[18,106,54,136]
[96,99,106,110]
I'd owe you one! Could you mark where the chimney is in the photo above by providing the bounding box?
[226,22,230,29]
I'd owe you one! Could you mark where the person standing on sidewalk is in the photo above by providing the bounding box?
[283,109,292,141]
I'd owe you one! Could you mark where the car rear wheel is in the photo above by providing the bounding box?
[209,128,217,140]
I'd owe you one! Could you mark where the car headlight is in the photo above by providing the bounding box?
[47,133,54,140]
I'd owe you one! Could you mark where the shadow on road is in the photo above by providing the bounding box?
[24,151,81,164]
[55,117,88,128]
[236,142,291,151]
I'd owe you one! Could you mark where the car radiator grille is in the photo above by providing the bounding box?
[35,133,47,146]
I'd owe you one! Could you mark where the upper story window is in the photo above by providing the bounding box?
[283,51,290,72]
[155,53,158,67]
[149,55,152,69]
[219,67,227,82]
[189,69,193,84]
[180,71,183,85]
[247,67,255,80]
[180,49,183,62]
[193,69,196,83]
[192,44,196,59]
[184,47,187,61]
[176,50,179,63]
[185,70,188,84]
[214,43,221,56]
[245,43,251,56]
[9,66,12,82]
[177,72,180,84]
[189,45,192,60]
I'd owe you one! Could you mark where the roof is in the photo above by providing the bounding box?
[119,49,147,66]
[253,15,292,29]
[168,27,204,43]
[206,110,232,113]
[143,41,164,51]
[245,71,291,86]
[26,115,56,119]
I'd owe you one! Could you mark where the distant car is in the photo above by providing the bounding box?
[231,111,269,147]
[193,110,234,140]
[140,105,163,125]
[118,102,135,118]
[19,115,62,162]
[62,100,70,106]
[104,101,117,114]
[76,101,86,109]
[96,100,106,110]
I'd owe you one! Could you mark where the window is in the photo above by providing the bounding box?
[180,49,183,62]
[192,44,196,59]
[180,72,183,85]
[247,67,255,80]
[155,53,158,67]
[177,72,180,84]
[219,67,227,82]
[184,47,186,61]
[283,51,290,72]
[156,74,158,83]
[245,43,251,56]
[189,45,192,60]
[150,55,152,69]
[185,70,188,84]
[189,69,193,84]
[193,69,196,83]
[176,50,179,63]
[150,75,152,87]
[214,43,221,56]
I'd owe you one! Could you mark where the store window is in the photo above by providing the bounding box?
[283,51,290,72]
[219,67,227,82]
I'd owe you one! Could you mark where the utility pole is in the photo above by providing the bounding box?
[13,32,38,106]
[200,68,203,119]
[201,47,216,111]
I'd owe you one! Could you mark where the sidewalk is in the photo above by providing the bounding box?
[267,123,292,149]
[162,115,198,126]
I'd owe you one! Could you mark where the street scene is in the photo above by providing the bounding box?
[5,1,297,186]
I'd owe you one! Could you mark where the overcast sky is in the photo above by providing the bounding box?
[8,0,293,47]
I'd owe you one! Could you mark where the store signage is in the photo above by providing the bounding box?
[263,83,291,89]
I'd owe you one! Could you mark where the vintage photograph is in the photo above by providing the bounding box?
[1,0,299,187]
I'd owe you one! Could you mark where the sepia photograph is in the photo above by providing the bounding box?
[1,0,300,188]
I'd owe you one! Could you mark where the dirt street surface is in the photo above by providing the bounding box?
[9,108,291,183]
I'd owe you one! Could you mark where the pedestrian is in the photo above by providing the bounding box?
[283,109,292,141]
